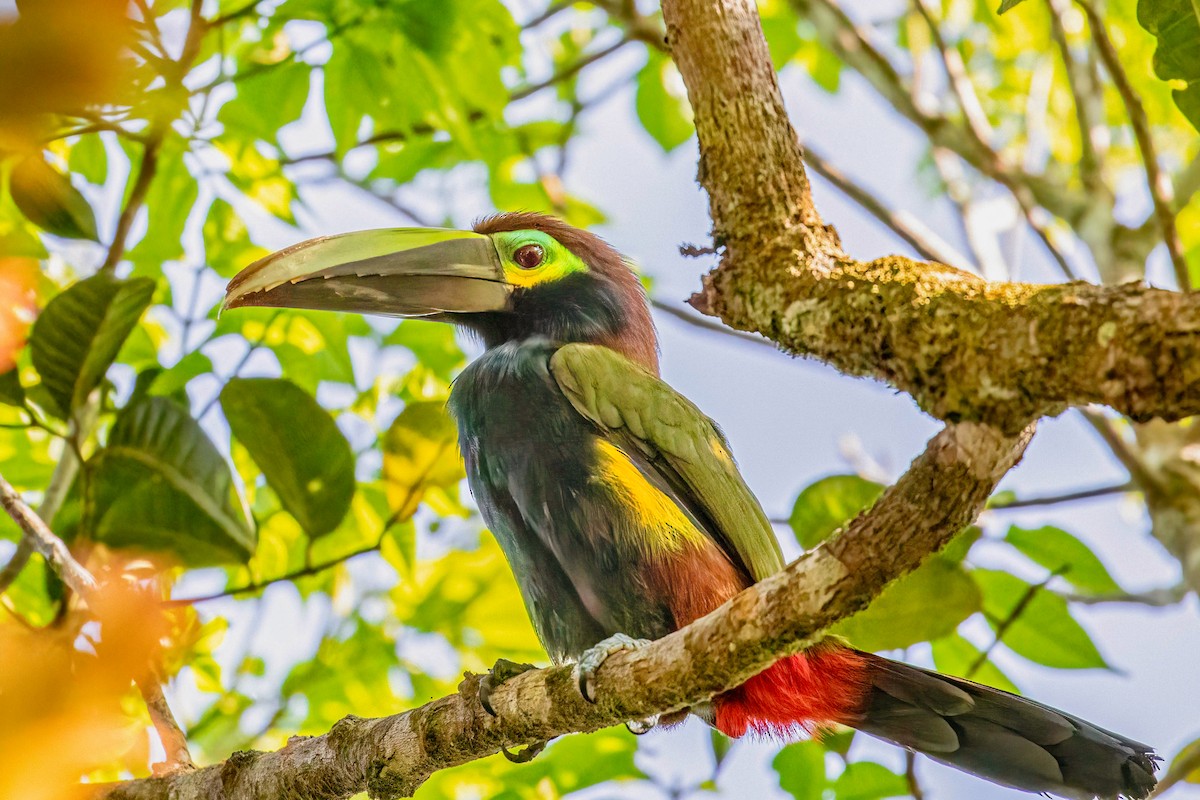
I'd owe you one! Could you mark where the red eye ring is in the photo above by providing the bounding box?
[513,244,545,270]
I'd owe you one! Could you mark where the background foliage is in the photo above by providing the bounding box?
[0,0,1198,798]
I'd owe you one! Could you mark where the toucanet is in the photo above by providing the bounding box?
[224,212,1158,799]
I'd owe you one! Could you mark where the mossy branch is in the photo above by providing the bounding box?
[96,423,1028,800]
[664,0,1198,435]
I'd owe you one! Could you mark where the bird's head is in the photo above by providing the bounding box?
[224,212,658,373]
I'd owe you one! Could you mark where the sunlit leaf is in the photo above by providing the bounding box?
[221,377,355,538]
[382,400,464,521]
[9,153,98,240]
[773,740,826,800]
[832,556,980,651]
[788,474,884,549]
[635,50,694,152]
[125,135,199,267]
[830,761,908,800]
[930,632,1020,694]
[68,134,108,185]
[90,397,255,565]
[219,61,312,144]
[1168,737,1200,785]
[383,320,466,380]
[1004,525,1122,595]
[973,569,1109,669]
[1138,0,1200,132]
[29,273,155,418]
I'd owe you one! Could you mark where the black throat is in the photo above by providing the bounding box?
[464,272,629,351]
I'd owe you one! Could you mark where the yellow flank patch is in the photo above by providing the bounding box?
[593,440,706,556]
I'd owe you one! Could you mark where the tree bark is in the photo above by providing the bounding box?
[668,0,1200,435]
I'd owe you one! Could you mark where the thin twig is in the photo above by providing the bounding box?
[100,129,164,274]
[649,298,777,351]
[912,0,993,147]
[141,680,196,773]
[1078,408,1160,493]
[803,142,973,269]
[1046,0,1107,195]
[1059,583,1188,607]
[210,0,262,27]
[1077,0,1190,290]
[988,481,1134,509]
[510,37,632,102]
[164,540,384,606]
[905,751,925,800]
[968,573,1058,677]
[0,472,97,596]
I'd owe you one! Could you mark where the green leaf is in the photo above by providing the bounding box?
[151,350,214,397]
[218,61,312,144]
[203,198,268,278]
[832,556,981,651]
[382,400,464,520]
[773,740,826,800]
[830,761,908,800]
[383,319,466,380]
[930,632,1020,694]
[973,569,1109,669]
[69,134,108,185]
[89,397,255,565]
[635,50,694,152]
[29,273,155,418]
[1168,737,1200,784]
[126,135,199,267]
[760,6,804,69]
[788,474,884,549]
[0,369,24,407]
[997,0,1030,12]
[9,153,99,240]
[221,378,355,538]
[1137,0,1200,132]
[1004,525,1122,595]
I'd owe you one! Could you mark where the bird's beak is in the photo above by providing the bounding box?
[222,228,511,318]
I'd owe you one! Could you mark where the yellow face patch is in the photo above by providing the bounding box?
[593,440,706,556]
[492,229,588,289]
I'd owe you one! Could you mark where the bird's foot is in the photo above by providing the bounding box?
[479,659,547,763]
[479,657,537,717]
[574,633,651,704]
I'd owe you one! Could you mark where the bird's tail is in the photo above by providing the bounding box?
[713,647,1158,800]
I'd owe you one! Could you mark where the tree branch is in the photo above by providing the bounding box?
[95,422,1030,800]
[1077,0,1190,291]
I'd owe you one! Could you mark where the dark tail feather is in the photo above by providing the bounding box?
[845,652,1159,800]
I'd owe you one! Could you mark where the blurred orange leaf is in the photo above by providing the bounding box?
[0,258,40,373]
[0,0,134,145]
[0,555,178,799]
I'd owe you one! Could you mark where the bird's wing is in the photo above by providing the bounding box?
[549,343,784,582]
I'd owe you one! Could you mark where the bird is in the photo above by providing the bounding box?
[223,211,1158,800]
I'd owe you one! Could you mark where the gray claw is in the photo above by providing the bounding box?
[480,658,536,717]
[500,740,546,763]
[574,633,652,704]
[625,715,660,735]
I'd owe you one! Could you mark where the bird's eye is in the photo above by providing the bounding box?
[513,244,545,270]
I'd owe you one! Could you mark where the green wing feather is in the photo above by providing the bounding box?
[549,343,784,582]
